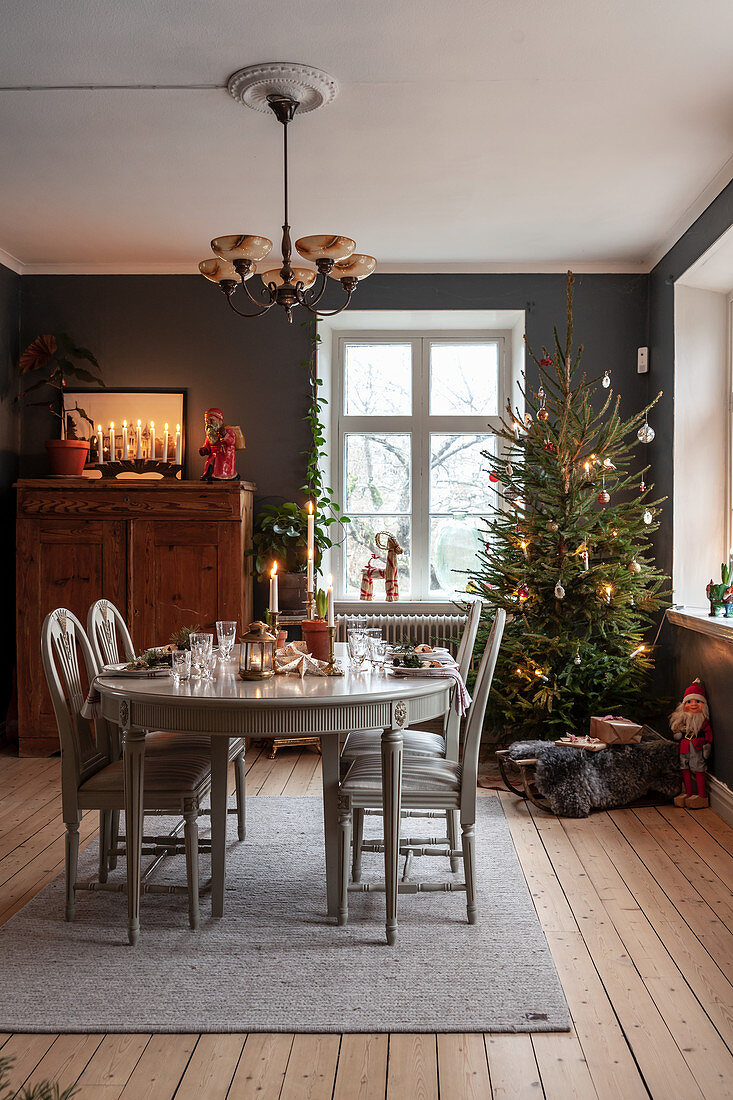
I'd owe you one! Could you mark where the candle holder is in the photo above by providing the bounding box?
[305,589,315,621]
[90,459,183,480]
[268,609,280,648]
[324,625,344,676]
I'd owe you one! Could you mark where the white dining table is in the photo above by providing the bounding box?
[93,645,452,947]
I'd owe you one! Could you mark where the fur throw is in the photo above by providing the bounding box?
[505,732,679,818]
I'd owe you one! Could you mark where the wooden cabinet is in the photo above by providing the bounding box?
[16,478,255,756]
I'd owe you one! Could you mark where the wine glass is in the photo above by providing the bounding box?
[216,621,237,661]
[347,629,368,671]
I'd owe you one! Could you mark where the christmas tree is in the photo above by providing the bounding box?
[469,273,668,740]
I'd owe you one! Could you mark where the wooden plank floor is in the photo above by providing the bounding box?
[1,746,732,1098]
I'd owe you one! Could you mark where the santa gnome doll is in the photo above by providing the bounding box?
[669,678,713,808]
[199,407,244,482]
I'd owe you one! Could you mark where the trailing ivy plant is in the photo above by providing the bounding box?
[301,322,350,578]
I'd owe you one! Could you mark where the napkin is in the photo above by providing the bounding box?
[275,641,329,678]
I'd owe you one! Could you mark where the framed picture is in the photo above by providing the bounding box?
[63,389,186,466]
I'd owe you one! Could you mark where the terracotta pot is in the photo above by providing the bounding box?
[278,571,308,611]
[301,619,330,662]
[276,629,287,649]
[45,439,90,477]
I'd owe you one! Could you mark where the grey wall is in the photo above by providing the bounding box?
[649,177,733,787]
[19,276,313,506]
[0,262,20,729]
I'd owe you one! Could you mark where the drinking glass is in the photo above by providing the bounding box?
[347,628,368,671]
[202,647,220,681]
[189,632,213,679]
[369,637,389,673]
[216,620,237,660]
[171,649,191,685]
[362,627,383,666]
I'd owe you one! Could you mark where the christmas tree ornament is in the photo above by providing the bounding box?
[639,478,646,493]
[489,472,499,483]
[602,370,611,388]
[537,407,549,422]
[597,489,610,505]
[525,412,533,425]
[637,415,655,444]
[629,559,641,573]
[543,438,555,452]
[505,463,513,476]
[554,580,566,599]
[546,520,559,532]
[517,584,530,602]
[643,508,653,524]
[574,649,582,665]
[579,542,589,570]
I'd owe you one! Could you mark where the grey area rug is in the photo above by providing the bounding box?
[0,795,570,1033]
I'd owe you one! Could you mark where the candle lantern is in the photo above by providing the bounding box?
[238,621,276,680]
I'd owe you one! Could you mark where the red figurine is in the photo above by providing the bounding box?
[669,678,713,808]
[199,407,242,482]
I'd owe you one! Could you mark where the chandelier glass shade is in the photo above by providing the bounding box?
[199,93,376,322]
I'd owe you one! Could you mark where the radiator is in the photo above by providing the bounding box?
[336,612,467,655]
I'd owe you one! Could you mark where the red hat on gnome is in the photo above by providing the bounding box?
[205,407,224,421]
[683,679,707,704]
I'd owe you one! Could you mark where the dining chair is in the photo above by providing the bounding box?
[87,598,247,862]
[341,598,482,872]
[41,607,214,929]
[337,608,505,927]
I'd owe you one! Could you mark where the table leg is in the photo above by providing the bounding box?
[122,727,146,947]
[382,727,403,946]
[320,734,341,919]
[210,735,230,919]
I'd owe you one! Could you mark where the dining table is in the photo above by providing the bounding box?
[93,644,453,947]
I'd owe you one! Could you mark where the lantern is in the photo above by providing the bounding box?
[238,621,276,680]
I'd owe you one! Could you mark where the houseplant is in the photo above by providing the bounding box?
[301,588,330,660]
[250,501,310,610]
[17,333,103,476]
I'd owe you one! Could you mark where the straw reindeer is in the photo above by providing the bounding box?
[359,531,404,602]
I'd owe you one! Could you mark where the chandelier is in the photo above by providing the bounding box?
[199,63,376,323]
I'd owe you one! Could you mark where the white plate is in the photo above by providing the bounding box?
[101,663,171,678]
[389,663,458,677]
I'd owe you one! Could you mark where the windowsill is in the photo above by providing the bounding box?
[667,606,733,641]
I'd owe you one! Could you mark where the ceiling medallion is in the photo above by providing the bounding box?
[199,62,376,323]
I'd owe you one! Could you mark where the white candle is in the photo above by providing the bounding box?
[136,419,142,459]
[327,573,334,627]
[175,423,182,465]
[97,424,104,463]
[269,562,279,612]
[109,422,115,461]
[150,420,156,460]
[163,422,169,462]
[122,420,129,460]
[307,501,315,572]
[307,546,314,595]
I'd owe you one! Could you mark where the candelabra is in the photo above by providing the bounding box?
[324,625,343,676]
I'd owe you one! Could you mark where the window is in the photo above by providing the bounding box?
[333,333,509,600]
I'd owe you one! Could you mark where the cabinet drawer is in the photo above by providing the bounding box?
[18,486,244,520]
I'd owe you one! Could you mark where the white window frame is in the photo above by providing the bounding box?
[331,329,512,602]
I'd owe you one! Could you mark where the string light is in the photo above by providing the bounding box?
[630,644,646,658]
[604,585,613,604]
[520,539,528,559]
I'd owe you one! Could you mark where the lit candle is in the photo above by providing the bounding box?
[307,501,315,579]
[97,424,104,463]
[307,546,314,596]
[175,423,182,465]
[109,422,115,461]
[605,585,612,604]
[269,562,279,613]
[150,420,156,460]
[163,422,169,462]
[136,419,142,459]
[327,573,334,627]
[520,539,528,560]
[122,420,129,460]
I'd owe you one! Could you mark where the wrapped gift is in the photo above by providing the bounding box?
[590,715,643,745]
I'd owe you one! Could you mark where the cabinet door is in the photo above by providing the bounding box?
[130,520,242,650]
[17,517,126,755]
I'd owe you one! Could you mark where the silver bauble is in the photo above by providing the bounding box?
[554,582,566,599]
[602,371,611,388]
[637,421,655,444]
[628,559,641,573]
[643,509,653,524]
[546,520,559,532]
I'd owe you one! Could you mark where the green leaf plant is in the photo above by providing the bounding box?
[16,332,104,439]
[468,272,670,740]
[0,1054,78,1100]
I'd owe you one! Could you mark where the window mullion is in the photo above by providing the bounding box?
[413,337,429,600]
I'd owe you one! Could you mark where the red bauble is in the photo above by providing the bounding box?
[489,472,499,483]
[597,490,610,504]
[517,584,530,600]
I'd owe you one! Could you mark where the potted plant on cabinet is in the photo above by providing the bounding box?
[301,588,330,660]
[250,502,310,609]
[17,333,104,476]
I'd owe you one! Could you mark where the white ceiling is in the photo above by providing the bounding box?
[1,0,733,274]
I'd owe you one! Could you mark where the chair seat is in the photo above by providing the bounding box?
[341,729,446,760]
[79,747,212,801]
[145,731,244,763]
[342,754,462,795]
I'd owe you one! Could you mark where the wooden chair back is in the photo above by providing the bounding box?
[87,598,135,668]
[41,608,110,820]
[459,608,505,821]
[445,599,482,760]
